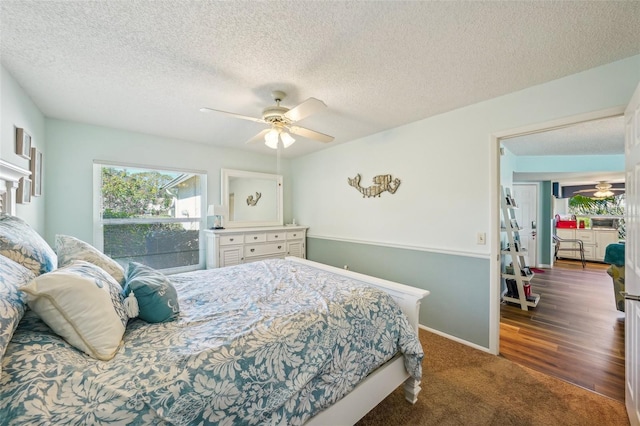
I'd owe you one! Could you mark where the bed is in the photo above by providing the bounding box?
[0,160,429,425]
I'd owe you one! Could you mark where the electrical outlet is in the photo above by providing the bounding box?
[477,232,486,245]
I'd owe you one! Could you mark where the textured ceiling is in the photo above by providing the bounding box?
[1,1,639,158]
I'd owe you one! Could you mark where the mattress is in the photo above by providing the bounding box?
[0,258,423,425]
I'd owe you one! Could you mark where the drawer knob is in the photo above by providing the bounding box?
[275,235,279,238]
[230,238,234,242]
[254,236,258,240]
[250,248,255,253]
[278,245,282,249]
[293,233,297,237]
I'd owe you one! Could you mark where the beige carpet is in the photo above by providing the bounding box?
[357,329,629,425]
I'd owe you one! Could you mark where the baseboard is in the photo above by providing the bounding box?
[419,324,492,354]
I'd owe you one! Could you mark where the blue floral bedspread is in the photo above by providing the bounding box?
[1,259,423,425]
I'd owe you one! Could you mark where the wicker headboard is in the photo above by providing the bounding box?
[0,160,31,215]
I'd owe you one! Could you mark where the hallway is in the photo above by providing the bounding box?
[500,259,625,401]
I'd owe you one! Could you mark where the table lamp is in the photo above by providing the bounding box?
[207,204,228,229]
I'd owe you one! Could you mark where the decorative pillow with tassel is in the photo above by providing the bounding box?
[124,262,179,323]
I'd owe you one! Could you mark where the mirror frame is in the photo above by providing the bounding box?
[221,168,283,228]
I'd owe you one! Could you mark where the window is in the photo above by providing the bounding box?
[94,162,206,273]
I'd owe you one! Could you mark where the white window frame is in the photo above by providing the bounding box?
[93,161,207,274]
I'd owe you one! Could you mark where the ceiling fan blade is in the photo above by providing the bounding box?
[200,107,266,124]
[245,128,271,144]
[289,125,334,143]
[573,189,624,195]
[284,98,327,122]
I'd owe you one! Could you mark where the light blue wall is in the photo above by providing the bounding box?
[307,238,490,344]
[0,65,47,232]
[292,55,640,348]
[44,119,290,245]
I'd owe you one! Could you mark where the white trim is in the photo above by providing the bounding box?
[494,106,625,140]
[102,217,200,225]
[93,162,208,270]
[93,159,206,175]
[419,324,492,354]
[489,132,501,355]
[0,159,31,182]
[307,233,492,260]
[491,105,627,357]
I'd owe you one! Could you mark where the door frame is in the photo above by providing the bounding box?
[488,105,625,355]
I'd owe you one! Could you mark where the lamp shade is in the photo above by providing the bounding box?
[280,131,296,148]
[264,128,296,149]
[265,129,279,149]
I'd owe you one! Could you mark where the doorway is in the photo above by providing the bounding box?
[491,107,626,397]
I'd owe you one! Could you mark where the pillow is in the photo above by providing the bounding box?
[56,234,125,286]
[20,260,129,360]
[0,214,57,276]
[0,254,36,375]
[124,262,179,323]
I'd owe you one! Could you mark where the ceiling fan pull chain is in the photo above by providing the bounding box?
[277,142,282,175]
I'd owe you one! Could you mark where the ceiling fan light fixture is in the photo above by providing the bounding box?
[281,131,296,148]
[264,129,279,149]
[593,190,614,198]
[202,90,333,149]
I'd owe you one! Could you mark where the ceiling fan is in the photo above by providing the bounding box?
[200,91,334,149]
[573,181,625,199]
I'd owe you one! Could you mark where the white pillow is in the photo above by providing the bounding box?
[20,260,128,360]
[56,234,125,286]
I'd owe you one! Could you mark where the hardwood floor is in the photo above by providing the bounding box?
[500,259,625,402]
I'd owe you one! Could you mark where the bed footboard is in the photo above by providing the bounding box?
[287,257,430,425]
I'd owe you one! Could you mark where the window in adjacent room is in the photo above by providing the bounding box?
[93,162,206,273]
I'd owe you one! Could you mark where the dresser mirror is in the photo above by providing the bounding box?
[221,169,283,228]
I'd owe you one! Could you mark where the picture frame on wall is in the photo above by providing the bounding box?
[30,147,42,196]
[16,128,32,160]
[17,177,32,204]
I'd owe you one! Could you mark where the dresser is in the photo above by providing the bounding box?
[204,226,308,269]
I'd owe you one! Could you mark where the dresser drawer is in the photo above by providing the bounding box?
[244,233,266,243]
[575,230,594,243]
[206,227,307,269]
[286,231,304,240]
[266,231,285,242]
[245,242,286,258]
[219,235,243,246]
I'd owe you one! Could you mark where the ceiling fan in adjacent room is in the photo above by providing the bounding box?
[200,91,334,149]
[573,181,625,199]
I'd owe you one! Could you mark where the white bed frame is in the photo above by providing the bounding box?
[288,257,430,425]
[0,160,30,215]
[0,160,430,426]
